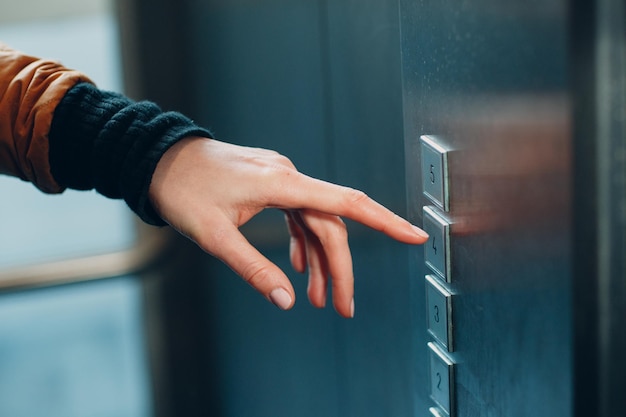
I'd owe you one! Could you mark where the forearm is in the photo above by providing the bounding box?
[0,44,212,225]
[48,83,212,225]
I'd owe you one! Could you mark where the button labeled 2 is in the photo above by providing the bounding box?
[428,342,456,416]
[423,206,451,282]
[426,274,454,352]
[420,135,450,212]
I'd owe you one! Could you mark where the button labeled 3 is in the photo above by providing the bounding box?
[426,274,454,352]
[423,206,451,282]
[420,135,450,211]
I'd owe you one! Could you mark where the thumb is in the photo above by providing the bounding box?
[198,221,296,310]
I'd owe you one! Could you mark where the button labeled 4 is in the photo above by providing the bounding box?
[423,206,451,282]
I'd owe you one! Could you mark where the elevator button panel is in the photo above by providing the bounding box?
[426,274,454,352]
[420,135,450,212]
[423,206,451,282]
[419,134,457,416]
[428,342,456,416]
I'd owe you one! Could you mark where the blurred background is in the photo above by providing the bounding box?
[0,1,416,416]
[0,1,150,417]
[0,1,624,417]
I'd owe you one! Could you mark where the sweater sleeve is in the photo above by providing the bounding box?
[48,82,213,226]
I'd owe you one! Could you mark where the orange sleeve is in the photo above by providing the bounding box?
[0,42,93,193]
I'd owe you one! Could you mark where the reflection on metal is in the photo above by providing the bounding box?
[434,94,570,238]
[0,223,170,290]
[429,406,446,417]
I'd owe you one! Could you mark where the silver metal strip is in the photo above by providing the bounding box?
[0,223,170,290]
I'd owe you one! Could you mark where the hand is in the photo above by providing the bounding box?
[149,137,428,318]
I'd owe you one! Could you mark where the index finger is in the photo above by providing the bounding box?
[268,172,429,244]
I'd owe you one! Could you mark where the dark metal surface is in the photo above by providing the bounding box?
[184,1,416,416]
[571,0,626,415]
[401,1,573,416]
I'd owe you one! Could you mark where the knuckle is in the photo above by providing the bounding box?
[274,154,296,169]
[339,188,370,215]
[331,218,349,241]
[315,216,348,246]
[343,188,369,206]
[258,158,297,183]
[257,150,296,170]
[241,260,275,288]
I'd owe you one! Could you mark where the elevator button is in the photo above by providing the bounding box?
[426,275,454,352]
[420,135,450,211]
[428,342,455,416]
[423,206,451,281]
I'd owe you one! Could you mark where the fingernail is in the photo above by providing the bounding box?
[350,298,355,318]
[412,225,429,238]
[269,288,293,310]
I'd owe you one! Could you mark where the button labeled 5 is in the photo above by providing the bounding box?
[420,135,450,211]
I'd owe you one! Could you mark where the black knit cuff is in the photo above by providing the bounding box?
[49,82,212,225]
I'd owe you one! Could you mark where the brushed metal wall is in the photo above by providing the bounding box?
[401,1,572,416]
[402,0,625,416]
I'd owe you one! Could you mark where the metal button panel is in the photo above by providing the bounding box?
[420,135,450,211]
[426,274,454,352]
[420,135,456,416]
[428,342,456,416]
[423,206,451,282]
